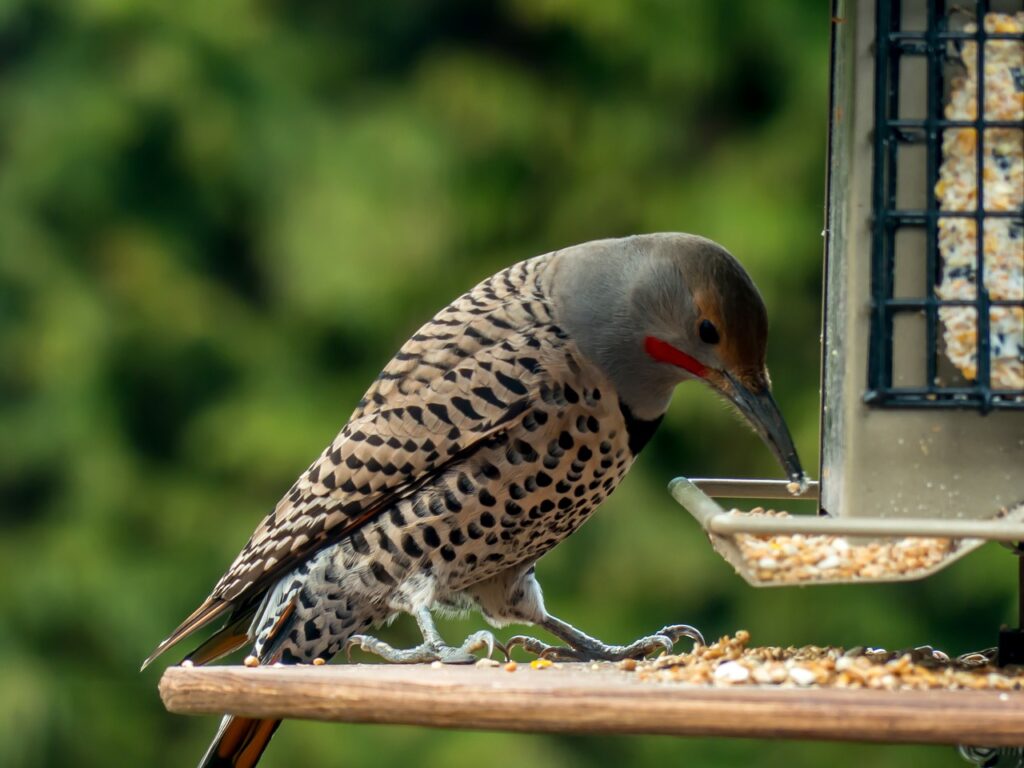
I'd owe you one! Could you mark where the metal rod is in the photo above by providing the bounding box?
[924,0,939,394]
[706,514,1024,542]
[668,477,728,529]
[974,0,992,413]
[688,478,820,501]
[670,477,1024,542]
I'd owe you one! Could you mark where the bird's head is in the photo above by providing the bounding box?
[551,233,806,487]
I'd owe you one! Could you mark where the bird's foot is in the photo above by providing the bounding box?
[506,623,704,662]
[345,630,502,664]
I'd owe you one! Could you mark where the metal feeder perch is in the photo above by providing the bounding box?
[671,0,1024,637]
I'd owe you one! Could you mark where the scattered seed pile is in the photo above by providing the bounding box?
[727,508,956,583]
[935,12,1023,391]
[633,631,1024,691]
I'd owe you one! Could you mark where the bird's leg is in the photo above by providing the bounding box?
[468,565,703,662]
[507,615,704,662]
[346,608,500,664]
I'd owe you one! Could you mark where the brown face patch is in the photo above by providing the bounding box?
[691,261,769,385]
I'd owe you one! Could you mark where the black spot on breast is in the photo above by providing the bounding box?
[480,511,496,528]
[618,400,664,456]
[422,525,441,548]
[402,534,423,557]
[440,545,456,562]
[478,489,497,507]
[513,439,538,462]
[370,562,395,585]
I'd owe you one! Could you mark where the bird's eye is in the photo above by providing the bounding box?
[699,319,720,345]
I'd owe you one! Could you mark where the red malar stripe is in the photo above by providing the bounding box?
[644,336,708,378]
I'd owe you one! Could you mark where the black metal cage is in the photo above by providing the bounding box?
[867,0,1024,411]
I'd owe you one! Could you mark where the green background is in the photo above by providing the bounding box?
[0,1,1016,766]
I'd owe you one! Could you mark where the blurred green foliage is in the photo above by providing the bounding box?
[0,1,1017,766]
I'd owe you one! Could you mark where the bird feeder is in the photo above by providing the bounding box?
[672,0,1024,632]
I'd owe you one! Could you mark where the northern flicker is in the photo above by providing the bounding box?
[144,233,805,767]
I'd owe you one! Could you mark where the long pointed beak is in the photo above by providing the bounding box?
[721,373,807,491]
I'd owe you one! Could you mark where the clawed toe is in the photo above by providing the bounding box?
[507,621,705,663]
[505,635,586,661]
[345,631,502,665]
[657,623,705,648]
[460,630,504,660]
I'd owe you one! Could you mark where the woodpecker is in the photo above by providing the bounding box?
[145,233,805,767]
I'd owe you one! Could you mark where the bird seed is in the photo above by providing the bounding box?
[935,12,1023,392]
[632,630,1024,691]
[726,508,956,583]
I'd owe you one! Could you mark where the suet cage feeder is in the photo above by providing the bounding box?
[673,0,1024,646]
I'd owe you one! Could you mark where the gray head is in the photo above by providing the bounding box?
[549,233,804,484]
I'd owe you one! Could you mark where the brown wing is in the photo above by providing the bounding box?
[144,260,561,667]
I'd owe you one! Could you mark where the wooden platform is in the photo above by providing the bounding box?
[160,663,1024,746]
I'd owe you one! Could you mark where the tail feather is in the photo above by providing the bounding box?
[183,609,257,667]
[142,597,231,670]
[194,595,299,767]
[199,715,281,768]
